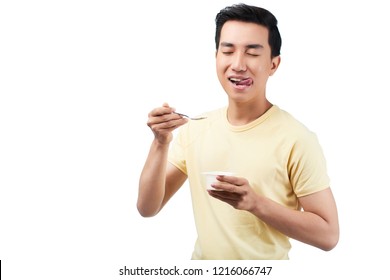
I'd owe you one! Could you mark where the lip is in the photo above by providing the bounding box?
[228,75,250,80]
[227,75,253,90]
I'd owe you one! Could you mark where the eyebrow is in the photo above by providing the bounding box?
[220,42,264,49]
[246,44,264,49]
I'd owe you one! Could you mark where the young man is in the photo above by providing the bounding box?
[137,4,339,259]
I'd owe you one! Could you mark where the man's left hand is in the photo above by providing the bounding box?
[208,175,259,212]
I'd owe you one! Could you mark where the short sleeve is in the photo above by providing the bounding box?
[288,131,330,197]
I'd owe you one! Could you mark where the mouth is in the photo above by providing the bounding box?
[228,77,253,89]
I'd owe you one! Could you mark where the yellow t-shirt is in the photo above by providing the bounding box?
[168,105,329,260]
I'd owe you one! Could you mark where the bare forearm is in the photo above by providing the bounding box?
[137,139,169,217]
[208,176,339,251]
[252,195,339,251]
[138,103,188,217]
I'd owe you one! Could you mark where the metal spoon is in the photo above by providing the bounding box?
[174,112,207,120]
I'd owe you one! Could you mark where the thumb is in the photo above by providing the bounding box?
[162,102,175,112]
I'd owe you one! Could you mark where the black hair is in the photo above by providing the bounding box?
[215,3,282,57]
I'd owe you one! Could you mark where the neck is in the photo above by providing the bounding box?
[227,98,272,126]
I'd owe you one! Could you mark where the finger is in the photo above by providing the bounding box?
[208,190,241,200]
[208,191,240,207]
[148,105,176,118]
[148,113,187,129]
[212,180,245,194]
[147,107,184,125]
[148,112,181,125]
[150,117,188,130]
[217,175,247,188]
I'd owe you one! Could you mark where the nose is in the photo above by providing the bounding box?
[231,53,247,72]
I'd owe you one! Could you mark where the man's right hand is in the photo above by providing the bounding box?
[147,103,188,145]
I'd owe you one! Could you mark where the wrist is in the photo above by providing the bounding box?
[152,138,171,149]
[249,194,267,219]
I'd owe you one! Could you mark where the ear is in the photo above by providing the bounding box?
[269,56,281,76]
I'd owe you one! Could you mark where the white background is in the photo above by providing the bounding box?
[1,0,389,279]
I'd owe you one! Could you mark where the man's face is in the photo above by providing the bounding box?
[216,20,280,104]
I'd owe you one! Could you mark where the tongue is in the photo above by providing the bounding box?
[237,78,252,86]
